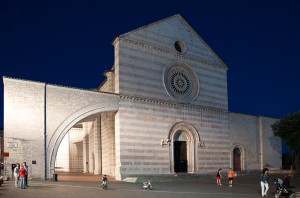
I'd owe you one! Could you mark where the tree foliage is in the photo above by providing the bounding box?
[271,110,300,152]
[271,110,300,171]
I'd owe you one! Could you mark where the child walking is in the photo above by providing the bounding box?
[216,168,222,186]
[228,168,236,187]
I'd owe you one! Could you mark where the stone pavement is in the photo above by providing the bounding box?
[0,173,299,198]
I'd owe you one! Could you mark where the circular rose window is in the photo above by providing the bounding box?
[164,63,199,103]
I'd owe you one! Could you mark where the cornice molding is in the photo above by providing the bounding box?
[119,94,228,114]
[2,76,118,96]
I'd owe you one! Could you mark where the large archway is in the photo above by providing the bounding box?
[47,103,119,180]
[168,122,201,173]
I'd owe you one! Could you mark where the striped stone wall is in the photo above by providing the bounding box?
[117,96,230,177]
[114,15,228,110]
[115,40,228,110]
[112,15,230,177]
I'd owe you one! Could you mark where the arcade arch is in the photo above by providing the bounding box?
[47,104,119,179]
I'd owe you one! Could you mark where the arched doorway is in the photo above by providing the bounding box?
[233,147,241,171]
[168,122,201,173]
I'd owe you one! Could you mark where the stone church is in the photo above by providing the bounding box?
[3,14,281,180]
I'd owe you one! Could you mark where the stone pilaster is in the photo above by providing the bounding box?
[94,115,102,174]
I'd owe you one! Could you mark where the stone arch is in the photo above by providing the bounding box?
[168,122,201,173]
[47,103,119,179]
[230,144,245,171]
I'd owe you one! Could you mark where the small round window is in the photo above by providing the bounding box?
[174,40,187,54]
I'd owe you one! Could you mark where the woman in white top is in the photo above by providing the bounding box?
[13,163,20,188]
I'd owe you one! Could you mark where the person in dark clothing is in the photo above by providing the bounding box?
[23,162,29,187]
[260,168,269,197]
[283,175,291,189]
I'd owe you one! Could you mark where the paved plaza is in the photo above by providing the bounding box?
[0,173,299,198]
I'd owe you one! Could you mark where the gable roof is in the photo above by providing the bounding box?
[115,14,227,69]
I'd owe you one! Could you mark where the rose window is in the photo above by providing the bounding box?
[164,64,199,103]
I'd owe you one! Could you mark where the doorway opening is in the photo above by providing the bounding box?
[233,147,241,171]
[168,122,200,174]
[174,141,187,172]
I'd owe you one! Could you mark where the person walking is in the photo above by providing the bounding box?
[260,168,269,197]
[19,165,26,189]
[227,168,235,187]
[23,162,29,187]
[13,163,20,188]
[216,168,222,186]
[102,174,108,189]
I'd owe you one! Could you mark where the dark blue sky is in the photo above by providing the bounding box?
[1,0,300,129]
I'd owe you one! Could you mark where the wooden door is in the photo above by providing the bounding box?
[174,141,187,172]
[233,147,241,171]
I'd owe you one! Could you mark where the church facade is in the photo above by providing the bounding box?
[3,15,281,180]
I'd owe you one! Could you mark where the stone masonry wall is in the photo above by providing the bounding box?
[3,78,45,179]
[117,96,230,176]
[115,15,228,111]
[55,128,84,172]
[3,77,119,179]
[116,40,228,110]
[99,70,115,93]
[101,112,116,176]
[230,113,281,171]
[261,116,281,168]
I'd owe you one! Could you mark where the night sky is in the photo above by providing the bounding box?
[1,0,300,129]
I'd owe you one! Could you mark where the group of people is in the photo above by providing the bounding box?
[216,168,236,187]
[13,162,29,189]
[216,167,268,197]
[216,167,294,197]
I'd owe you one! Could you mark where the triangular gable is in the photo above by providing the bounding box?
[117,14,227,69]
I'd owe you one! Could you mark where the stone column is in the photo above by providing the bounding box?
[88,122,94,173]
[82,122,89,173]
[94,115,102,174]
